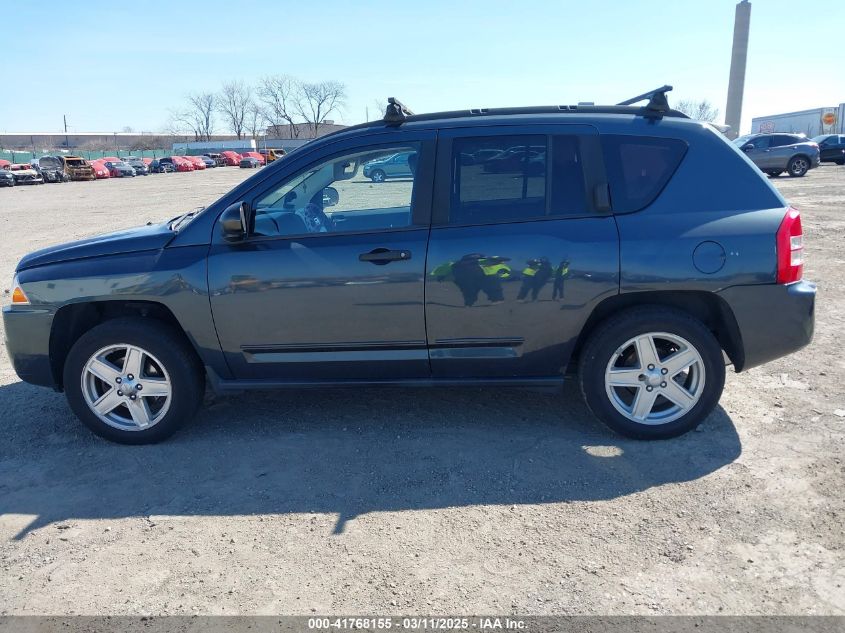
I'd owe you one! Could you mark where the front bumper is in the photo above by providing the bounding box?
[718,280,816,371]
[3,305,57,388]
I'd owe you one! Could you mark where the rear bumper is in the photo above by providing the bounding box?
[2,305,57,388]
[718,280,815,371]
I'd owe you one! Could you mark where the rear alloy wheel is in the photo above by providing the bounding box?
[787,155,810,177]
[579,307,725,439]
[64,318,204,444]
[370,169,386,183]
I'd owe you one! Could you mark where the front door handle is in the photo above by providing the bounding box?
[359,248,411,264]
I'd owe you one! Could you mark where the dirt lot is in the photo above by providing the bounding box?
[0,166,843,615]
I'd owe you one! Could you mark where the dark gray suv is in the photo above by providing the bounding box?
[3,89,816,444]
[734,132,820,177]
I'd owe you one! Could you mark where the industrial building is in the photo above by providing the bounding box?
[751,104,845,137]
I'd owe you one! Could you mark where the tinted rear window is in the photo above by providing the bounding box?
[601,135,688,212]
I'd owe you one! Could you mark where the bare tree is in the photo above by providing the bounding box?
[257,75,301,139]
[297,81,346,137]
[172,92,216,141]
[246,103,266,141]
[218,80,251,139]
[675,99,720,122]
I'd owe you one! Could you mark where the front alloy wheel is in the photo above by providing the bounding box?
[64,318,204,443]
[81,344,172,430]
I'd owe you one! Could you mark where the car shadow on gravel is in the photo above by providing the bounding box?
[0,380,741,538]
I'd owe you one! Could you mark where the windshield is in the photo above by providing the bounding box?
[39,157,61,168]
[733,134,757,146]
[811,135,831,143]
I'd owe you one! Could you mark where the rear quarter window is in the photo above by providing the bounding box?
[601,135,688,213]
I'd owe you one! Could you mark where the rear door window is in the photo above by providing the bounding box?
[450,135,547,224]
[601,135,688,212]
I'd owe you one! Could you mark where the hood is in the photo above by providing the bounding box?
[17,222,176,271]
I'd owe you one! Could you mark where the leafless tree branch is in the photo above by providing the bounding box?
[218,81,251,140]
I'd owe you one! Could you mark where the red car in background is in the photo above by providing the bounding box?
[240,151,266,165]
[0,159,11,170]
[185,156,207,170]
[171,157,195,172]
[89,160,111,179]
[142,158,153,166]
[220,151,241,166]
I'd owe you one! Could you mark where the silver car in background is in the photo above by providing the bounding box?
[734,133,820,177]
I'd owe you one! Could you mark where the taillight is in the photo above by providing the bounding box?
[776,206,803,284]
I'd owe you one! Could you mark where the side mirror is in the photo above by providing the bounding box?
[220,201,249,240]
[742,144,755,151]
[322,186,339,207]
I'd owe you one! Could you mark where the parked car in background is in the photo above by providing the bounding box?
[363,151,416,182]
[0,159,10,170]
[733,133,820,177]
[31,156,69,183]
[171,157,195,172]
[185,156,207,170]
[239,156,261,169]
[149,159,174,174]
[220,151,241,166]
[9,163,44,185]
[89,160,111,179]
[0,168,15,187]
[0,90,817,444]
[206,153,227,167]
[198,155,216,168]
[811,134,845,165]
[104,161,136,178]
[259,148,286,163]
[240,151,265,165]
[125,158,149,176]
[62,156,96,181]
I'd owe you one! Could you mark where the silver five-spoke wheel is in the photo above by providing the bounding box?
[81,344,172,431]
[604,332,705,425]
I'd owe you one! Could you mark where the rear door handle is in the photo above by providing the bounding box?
[359,248,411,264]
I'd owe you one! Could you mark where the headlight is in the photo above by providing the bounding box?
[9,274,30,305]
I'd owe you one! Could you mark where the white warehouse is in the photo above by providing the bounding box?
[751,104,844,137]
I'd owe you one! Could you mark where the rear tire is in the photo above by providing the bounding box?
[578,307,725,440]
[787,155,810,177]
[835,159,845,166]
[63,318,204,444]
[370,169,386,183]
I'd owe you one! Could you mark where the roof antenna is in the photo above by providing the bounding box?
[384,97,414,125]
[617,85,673,119]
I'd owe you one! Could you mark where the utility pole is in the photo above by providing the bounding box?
[63,114,69,149]
[725,0,752,139]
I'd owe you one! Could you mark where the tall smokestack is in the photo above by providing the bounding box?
[725,0,752,139]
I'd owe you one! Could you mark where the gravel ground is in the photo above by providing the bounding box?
[0,165,843,615]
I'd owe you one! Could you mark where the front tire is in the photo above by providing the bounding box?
[63,318,204,444]
[787,155,810,177]
[578,307,725,440]
[370,169,386,183]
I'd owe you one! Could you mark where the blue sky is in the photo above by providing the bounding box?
[2,0,843,135]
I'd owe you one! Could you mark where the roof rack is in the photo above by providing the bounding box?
[384,97,414,125]
[616,84,674,119]
[365,87,685,131]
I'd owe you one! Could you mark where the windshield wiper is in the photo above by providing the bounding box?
[169,206,205,231]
